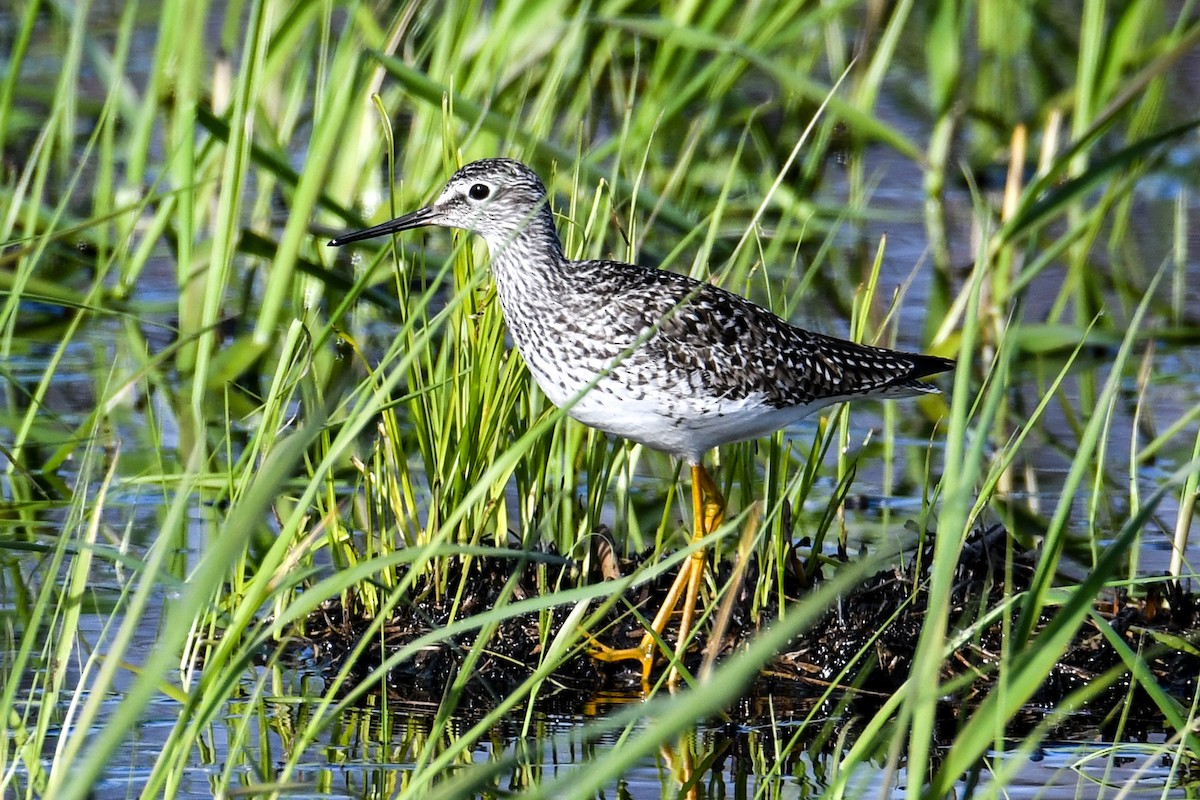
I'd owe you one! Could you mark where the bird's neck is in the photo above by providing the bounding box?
[485,205,571,298]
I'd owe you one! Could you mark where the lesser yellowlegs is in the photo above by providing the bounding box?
[329,158,953,684]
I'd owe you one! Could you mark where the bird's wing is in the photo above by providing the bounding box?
[592,263,949,407]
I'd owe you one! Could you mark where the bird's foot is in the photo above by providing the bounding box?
[587,463,722,692]
[587,635,658,690]
[586,550,706,691]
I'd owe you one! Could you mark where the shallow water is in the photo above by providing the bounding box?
[63,686,1190,800]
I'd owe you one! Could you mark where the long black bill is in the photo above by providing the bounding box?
[327,205,441,247]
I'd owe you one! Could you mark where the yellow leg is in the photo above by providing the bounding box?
[590,463,724,688]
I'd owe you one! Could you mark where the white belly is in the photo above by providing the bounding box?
[528,360,830,463]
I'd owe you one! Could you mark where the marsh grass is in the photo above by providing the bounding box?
[2,1,1200,798]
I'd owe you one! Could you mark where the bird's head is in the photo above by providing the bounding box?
[329,158,553,253]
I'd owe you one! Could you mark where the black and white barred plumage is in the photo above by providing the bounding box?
[331,158,953,464]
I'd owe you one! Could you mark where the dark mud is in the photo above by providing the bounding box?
[277,525,1200,738]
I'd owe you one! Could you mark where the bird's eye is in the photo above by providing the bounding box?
[468,183,490,200]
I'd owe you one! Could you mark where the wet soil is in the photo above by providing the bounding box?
[278,525,1200,738]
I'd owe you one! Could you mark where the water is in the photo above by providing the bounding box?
[63,690,1191,799]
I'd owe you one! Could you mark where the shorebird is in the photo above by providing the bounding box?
[329,158,953,684]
